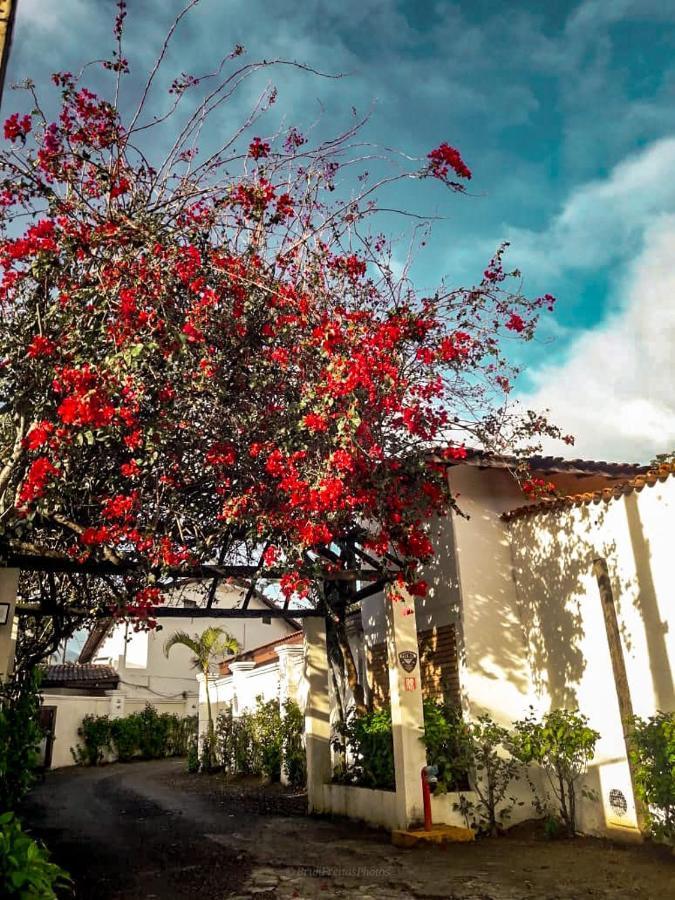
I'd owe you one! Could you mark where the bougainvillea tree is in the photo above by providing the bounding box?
[0,3,568,687]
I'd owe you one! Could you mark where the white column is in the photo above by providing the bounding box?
[229,660,256,714]
[303,617,332,813]
[276,643,306,785]
[276,643,305,707]
[385,585,427,829]
[196,672,211,741]
[0,568,19,683]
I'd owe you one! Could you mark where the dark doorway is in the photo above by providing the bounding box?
[37,705,57,769]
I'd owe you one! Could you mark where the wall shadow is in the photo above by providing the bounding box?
[624,492,675,712]
[510,504,619,708]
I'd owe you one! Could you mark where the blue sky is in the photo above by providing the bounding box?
[8,0,675,462]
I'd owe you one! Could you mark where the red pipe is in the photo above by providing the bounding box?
[421,767,433,831]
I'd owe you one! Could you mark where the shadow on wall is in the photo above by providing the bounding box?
[624,493,675,712]
[456,505,535,697]
[510,505,624,708]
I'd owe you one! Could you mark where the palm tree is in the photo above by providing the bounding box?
[164,626,239,740]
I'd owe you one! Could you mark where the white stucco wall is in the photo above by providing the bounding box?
[354,464,673,837]
[40,693,113,769]
[198,645,306,738]
[509,474,675,837]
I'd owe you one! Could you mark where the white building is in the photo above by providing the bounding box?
[201,454,674,840]
[40,581,299,768]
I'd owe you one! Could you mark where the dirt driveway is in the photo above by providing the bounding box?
[20,759,674,900]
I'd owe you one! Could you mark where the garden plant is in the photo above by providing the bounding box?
[631,711,675,844]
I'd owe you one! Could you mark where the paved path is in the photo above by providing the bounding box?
[21,760,674,899]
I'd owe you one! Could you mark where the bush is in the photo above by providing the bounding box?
[255,699,283,781]
[216,698,305,784]
[0,812,71,899]
[134,706,171,760]
[0,668,42,809]
[71,714,112,766]
[631,711,675,843]
[168,714,198,757]
[461,715,522,836]
[73,706,197,765]
[421,699,472,793]
[335,706,395,790]
[110,716,140,762]
[511,708,599,837]
[186,733,200,774]
[216,706,260,775]
[281,699,306,788]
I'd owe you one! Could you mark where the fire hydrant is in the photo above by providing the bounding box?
[421,765,439,831]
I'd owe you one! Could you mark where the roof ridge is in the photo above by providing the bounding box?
[502,461,675,522]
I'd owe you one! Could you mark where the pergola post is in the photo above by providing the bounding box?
[385,585,427,829]
[303,616,332,813]
[0,567,19,683]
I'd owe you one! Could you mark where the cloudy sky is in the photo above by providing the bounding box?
[7,0,675,463]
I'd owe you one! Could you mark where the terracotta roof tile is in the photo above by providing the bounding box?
[437,448,647,478]
[218,630,303,676]
[42,663,119,689]
[502,462,675,522]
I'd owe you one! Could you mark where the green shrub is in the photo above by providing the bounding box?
[71,714,112,766]
[631,711,675,843]
[0,668,42,809]
[75,706,196,765]
[216,698,306,784]
[0,812,71,899]
[200,732,219,774]
[511,708,599,837]
[110,715,141,762]
[281,699,306,788]
[254,698,283,781]
[134,706,171,760]
[461,715,522,836]
[335,706,395,790]
[186,733,200,773]
[167,714,198,757]
[421,699,472,793]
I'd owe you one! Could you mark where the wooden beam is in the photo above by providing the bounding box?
[15,603,323,620]
[153,606,323,619]
[0,548,386,582]
[592,557,648,834]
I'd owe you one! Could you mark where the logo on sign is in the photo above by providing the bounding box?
[398,650,418,673]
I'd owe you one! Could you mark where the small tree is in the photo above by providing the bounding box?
[511,708,599,837]
[163,626,238,749]
[631,712,675,844]
[462,715,521,836]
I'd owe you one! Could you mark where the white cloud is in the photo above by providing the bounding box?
[521,215,675,463]
[504,137,675,282]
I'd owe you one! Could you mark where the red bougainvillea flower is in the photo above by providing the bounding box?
[427,143,472,181]
[3,113,31,142]
[248,136,270,159]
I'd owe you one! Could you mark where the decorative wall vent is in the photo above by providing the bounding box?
[609,788,627,817]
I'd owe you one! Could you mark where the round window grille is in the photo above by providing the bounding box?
[609,788,627,817]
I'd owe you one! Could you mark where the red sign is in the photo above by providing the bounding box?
[404,676,417,692]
